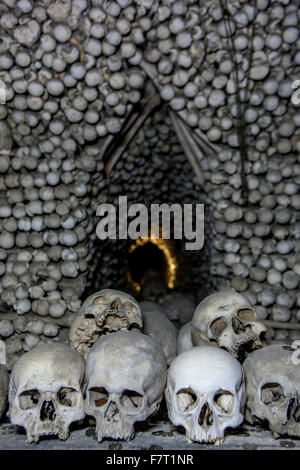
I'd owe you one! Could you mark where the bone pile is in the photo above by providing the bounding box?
[89,105,209,299]
[2,287,300,445]
[0,0,299,365]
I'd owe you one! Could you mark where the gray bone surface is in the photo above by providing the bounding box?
[141,304,177,365]
[84,331,167,442]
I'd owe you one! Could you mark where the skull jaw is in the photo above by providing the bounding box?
[270,422,300,439]
[10,404,83,443]
[248,403,300,438]
[20,418,70,443]
[95,418,135,442]
[92,401,159,442]
[171,412,227,445]
[186,410,244,444]
[26,427,69,443]
[186,426,224,445]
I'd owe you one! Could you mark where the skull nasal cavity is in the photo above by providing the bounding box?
[40,400,56,422]
[287,397,300,421]
[105,401,119,422]
[198,403,213,427]
[232,316,246,334]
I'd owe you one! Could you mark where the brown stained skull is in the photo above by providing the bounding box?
[84,331,167,442]
[244,344,300,438]
[8,343,85,443]
[69,289,143,359]
[191,289,267,362]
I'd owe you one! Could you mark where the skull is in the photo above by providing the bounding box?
[0,365,8,420]
[140,272,168,300]
[140,301,166,316]
[69,289,143,359]
[9,343,85,443]
[141,302,177,365]
[161,292,196,325]
[165,346,246,444]
[191,289,267,361]
[244,344,300,437]
[177,321,193,354]
[84,331,167,442]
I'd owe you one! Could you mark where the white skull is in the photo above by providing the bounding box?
[141,302,177,365]
[191,289,267,361]
[0,365,8,420]
[244,344,300,437]
[84,331,167,442]
[9,343,85,443]
[70,289,143,359]
[165,346,246,444]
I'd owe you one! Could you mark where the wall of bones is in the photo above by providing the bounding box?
[0,0,299,445]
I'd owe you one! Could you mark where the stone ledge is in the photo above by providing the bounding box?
[0,421,298,451]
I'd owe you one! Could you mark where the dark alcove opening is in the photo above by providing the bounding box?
[127,242,166,287]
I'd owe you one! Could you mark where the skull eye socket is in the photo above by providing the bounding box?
[176,388,197,412]
[261,383,285,405]
[214,390,234,414]
[92,296,108,305]
[282,345,294,352]
[128,323,141,331]
[19,389,40,410]
[120,390,143,411]
[89,387,109,407]
[210,317,227,337]
[57,387,78,407]
[237,308,256,322]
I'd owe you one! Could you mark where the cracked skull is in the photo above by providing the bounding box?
[70,289,143,359]
[191,289,266,361]
[244,344,300,438]
[84,331,167,442]
[8,343,85,443]
[165,346,246,444]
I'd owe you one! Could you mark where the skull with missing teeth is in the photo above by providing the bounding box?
[69,289,143,359]
[84,331,167,442]
[191,289,266,361]
[244,344,300,438]
[165,346,246,444]
[8,343,85,443]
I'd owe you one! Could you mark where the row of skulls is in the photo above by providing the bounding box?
[0,288,299,444]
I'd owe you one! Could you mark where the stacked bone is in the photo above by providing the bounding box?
[137,0,300,340]
[90,105,210,299]
[0,0,209,367]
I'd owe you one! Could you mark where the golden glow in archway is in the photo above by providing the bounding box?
[126,234,179,293]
